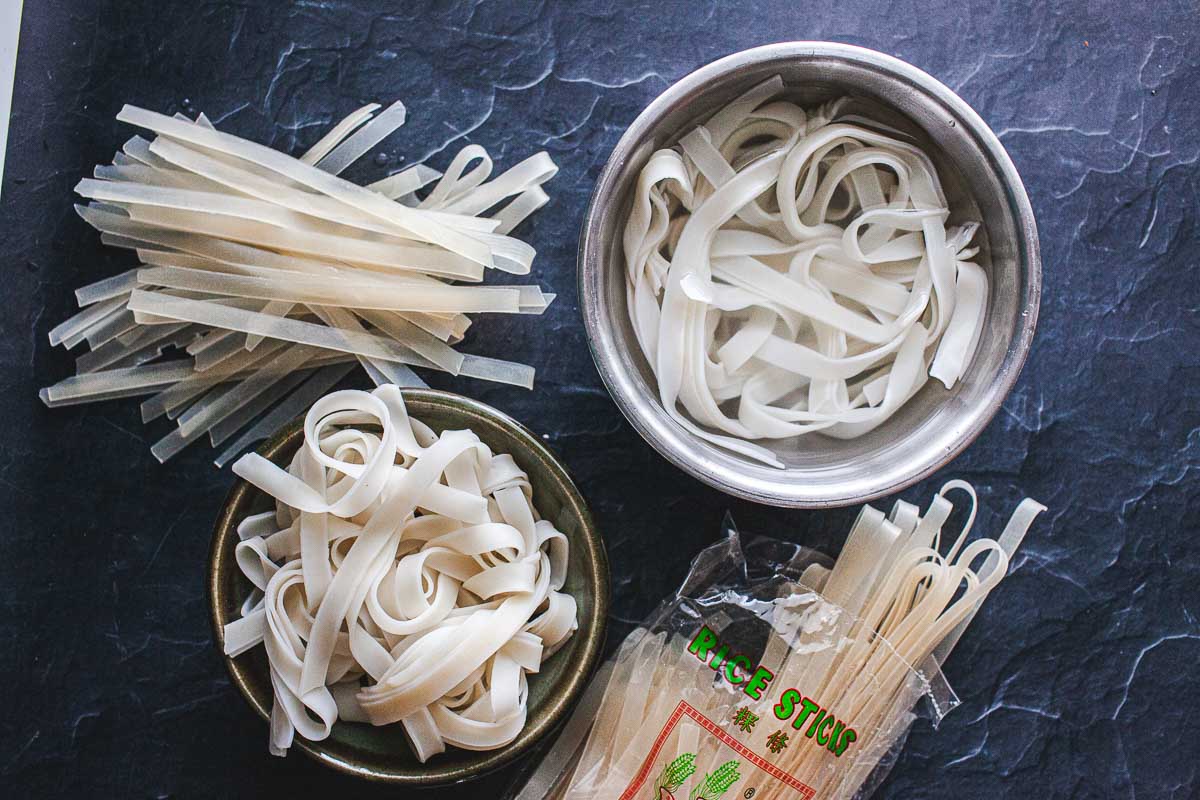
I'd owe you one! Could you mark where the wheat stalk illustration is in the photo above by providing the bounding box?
[689,759,741,800]
[654,752,697,798]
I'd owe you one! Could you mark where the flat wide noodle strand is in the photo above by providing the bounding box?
[623,79,989,466]
[224,385,578,760]
[40,100,559,464]
[525,483,1042,800]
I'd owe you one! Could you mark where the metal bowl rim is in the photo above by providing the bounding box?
[579,40,1042,508]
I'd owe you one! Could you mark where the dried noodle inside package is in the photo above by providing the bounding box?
[512,482,1044,800]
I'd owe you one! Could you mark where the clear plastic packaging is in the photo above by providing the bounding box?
[513,485,1044,800]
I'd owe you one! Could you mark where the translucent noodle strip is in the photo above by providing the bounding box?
[129,292,269,325]
[418,143,493,210]
[48,295,126,347]
[128,291,434,369]
[150,420,207,462]
[519,289,556,314]
[208,368,312,447]
[213,363,355,468]
[116,106,495,267]
[133,203,483,281]
[108,335,191,372]
[148,325,199,355]
[77,321,191,374]
[149,137,499,236]
[301,103,380,165]
[122,135,175,171]
[308,304,444,383]
[137,247,312,277]
[354,308,465,374]
[176,344,318,438]
[98,231,170,253]
[392,310,460,342]
[246,301,295,351]
[135,248,402,295]
[367,165,441,200]
[451,314,471,339]
[467,230,536,275]
[40,386,143,408]
[135,265,524,314]
[118,319,157,346]
[491,185,549,236]
[167,388,227,426]
[75,269,139,306]
[83,308,138,350]
[187,328,235,355]
[155,349,354,425]
[140,339,287,423]
[316,100,407,175]
[108,210,371,277]
[80,174,496,252]
[194,330,253,372]
[362,358,415,388]
[42,361,198,404]
[93,198,486,282]
[360,354,427,389]
[62,306,126,350]
[442,152,558,216]
[103,346,162,372]
[458,354,535,390]
[95,161,233,194]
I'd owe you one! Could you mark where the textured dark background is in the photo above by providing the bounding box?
[2,1,1198,797]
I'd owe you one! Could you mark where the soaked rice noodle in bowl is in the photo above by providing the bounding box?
[622,77,988,468]
[221,384,578,760]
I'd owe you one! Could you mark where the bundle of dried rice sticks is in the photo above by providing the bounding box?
[39,100,558,465]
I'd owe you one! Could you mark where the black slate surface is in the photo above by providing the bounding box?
[2,1,1198,798]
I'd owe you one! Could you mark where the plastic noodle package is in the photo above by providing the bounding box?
[513,482,1043,800]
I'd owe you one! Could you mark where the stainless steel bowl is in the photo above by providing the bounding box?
[579,42,1041,508]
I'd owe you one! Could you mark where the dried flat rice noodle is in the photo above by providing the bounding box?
[519,482,1043,800]
[40,99,560,464]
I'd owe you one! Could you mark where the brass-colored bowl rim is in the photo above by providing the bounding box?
[208,388,610,785]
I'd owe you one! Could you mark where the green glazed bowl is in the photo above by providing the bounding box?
[208,389,610,785]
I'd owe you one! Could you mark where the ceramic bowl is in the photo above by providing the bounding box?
[208,389,610,785]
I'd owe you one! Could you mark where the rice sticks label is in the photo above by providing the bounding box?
[687,625,858,758]
[618,701,817,800]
